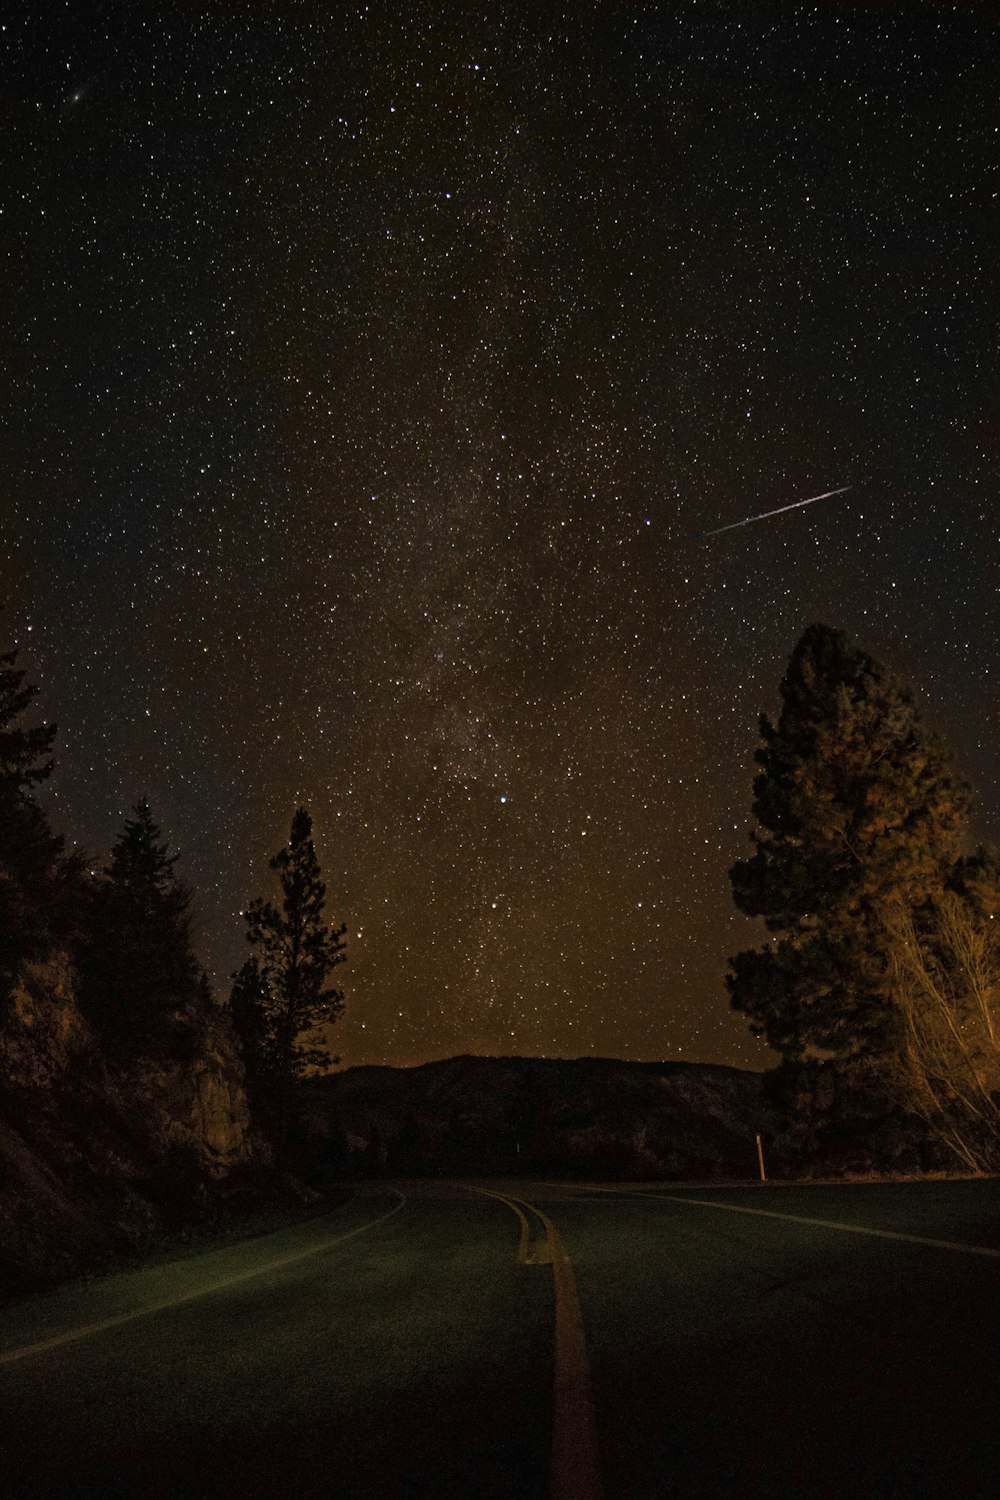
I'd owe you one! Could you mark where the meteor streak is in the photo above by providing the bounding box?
[698,485,851,540]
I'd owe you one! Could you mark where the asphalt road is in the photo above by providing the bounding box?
[2,1178,999,1499]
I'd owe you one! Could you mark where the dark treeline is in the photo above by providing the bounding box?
[0,631,348,1192]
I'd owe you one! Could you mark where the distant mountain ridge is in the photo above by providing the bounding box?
[300,1054,770,1182]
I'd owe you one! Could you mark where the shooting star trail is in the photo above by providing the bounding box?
[698,485,851,540]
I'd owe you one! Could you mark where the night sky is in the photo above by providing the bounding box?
[5,2,999,1071]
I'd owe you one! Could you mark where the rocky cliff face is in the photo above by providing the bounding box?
[123,1006,254,1178]
[0,953,257,1296]
[300,1054,771,1183]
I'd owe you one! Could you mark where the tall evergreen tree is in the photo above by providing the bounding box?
[236,808,346,1157]
[80,800,200,1052]
[728,624,970,1168]
[0,642,56,791]
[228,956,277,1133]
[0,639,66,996]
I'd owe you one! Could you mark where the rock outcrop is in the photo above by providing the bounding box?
[0,953,257,1296]
[123,1006,254,1179]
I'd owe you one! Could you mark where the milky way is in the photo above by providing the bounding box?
[5,4,999,1069]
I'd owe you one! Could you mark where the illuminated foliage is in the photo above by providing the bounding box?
[886,867,1000,1174]
[728,624,971,1166]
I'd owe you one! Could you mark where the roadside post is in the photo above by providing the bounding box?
[755,1133,766,1182]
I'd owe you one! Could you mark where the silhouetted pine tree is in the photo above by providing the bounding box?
[228,956,277,1134]
[0,642,55,790]
[728,624,970,1170]
[81,800,199,1053]
[239,808,347,1159]
[0,639,68,998]
[195,969,214,1013]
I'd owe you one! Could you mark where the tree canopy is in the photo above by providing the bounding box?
[728,624,971,1167]
[232,808,347,1156]
[0,640,68,995]
[80,800,200,1052]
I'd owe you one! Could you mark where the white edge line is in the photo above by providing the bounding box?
[534,1181,1000,1260]
[659,1195,1000,1258]
[1,1190,408,1367]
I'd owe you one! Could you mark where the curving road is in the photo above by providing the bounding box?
[2,1178,999,1498]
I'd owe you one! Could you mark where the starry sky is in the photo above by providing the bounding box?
[4,1,999,1071]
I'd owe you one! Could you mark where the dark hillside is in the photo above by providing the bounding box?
[300,1055,769,1182]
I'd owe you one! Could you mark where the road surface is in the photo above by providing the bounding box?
[2,1178,999,1498]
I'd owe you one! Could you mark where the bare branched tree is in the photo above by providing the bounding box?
[886,892,1000,1173]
